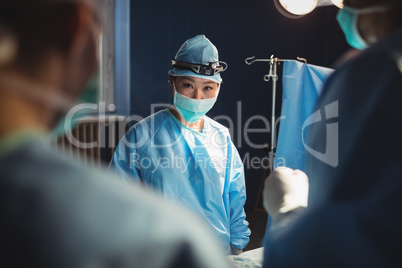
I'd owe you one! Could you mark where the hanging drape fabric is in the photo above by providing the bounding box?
[275,60,334,171]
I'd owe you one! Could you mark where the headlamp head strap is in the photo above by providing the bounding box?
[171,59,227,76]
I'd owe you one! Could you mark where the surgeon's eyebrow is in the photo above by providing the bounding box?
[202,80,216,85]
[181,77,216,84]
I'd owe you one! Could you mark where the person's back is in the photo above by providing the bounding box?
[1,136,229,268]
[264,27,402,268]
[263,0,402,267]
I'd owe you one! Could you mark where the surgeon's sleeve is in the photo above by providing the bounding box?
[108,128,143,184]
[228,144,251,250]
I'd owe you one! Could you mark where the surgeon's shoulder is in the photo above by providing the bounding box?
[122,110,172,145]
[126,110,170,133]
[333,35,399,81]
[323,46,390,99]
[3,140,231,267]
[205,116,232,137]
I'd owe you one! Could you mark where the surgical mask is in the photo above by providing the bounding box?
[173,82,217,123]
[337,3,402,50]
[51,73,99,138]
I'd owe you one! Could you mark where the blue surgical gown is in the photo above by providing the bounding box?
[110,109,250,253]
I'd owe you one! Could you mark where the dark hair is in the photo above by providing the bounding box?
[0,1,79,70]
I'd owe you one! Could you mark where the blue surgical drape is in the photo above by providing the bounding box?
[275,60,334,171]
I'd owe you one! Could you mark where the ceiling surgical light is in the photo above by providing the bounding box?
[279,0,318,16]
[274,0,343,18]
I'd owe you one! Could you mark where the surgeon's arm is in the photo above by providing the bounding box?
[108,129,143,184]
[228,147,251,253]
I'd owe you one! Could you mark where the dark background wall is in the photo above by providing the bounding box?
[126,0,350,214]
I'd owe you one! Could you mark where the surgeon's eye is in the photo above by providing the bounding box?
[183,83,193,88]
[204,86,213,90]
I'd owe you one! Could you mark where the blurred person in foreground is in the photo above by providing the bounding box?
[0,1,231,267]
[263,0,402,267]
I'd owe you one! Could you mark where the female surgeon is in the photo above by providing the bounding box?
[109,35,251,255]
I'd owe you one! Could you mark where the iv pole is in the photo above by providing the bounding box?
[245,55,308,226]
[245,55,280,173]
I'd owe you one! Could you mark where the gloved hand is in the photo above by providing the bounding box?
[263,167,309,222]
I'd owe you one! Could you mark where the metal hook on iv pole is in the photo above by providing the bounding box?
[245,55,279,82]
[264,55,278,82]
[245,56,270,65]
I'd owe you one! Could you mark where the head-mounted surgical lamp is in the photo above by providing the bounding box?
[274,0,343,18]
[171,60,228,76]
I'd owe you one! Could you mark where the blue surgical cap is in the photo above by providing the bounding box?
[169,35,223,84]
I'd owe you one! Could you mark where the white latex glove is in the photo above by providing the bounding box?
[263,167,309,222]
